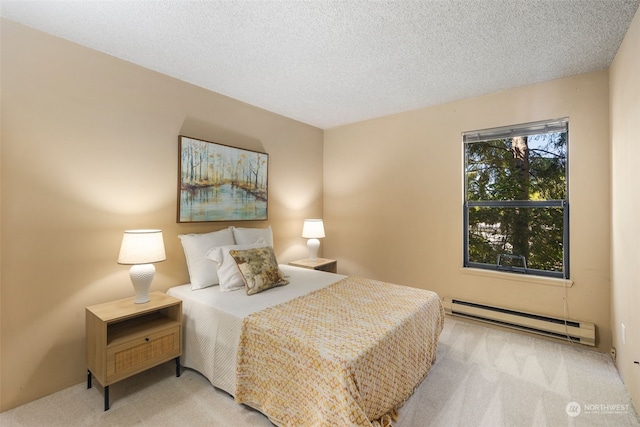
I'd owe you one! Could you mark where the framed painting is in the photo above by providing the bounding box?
[178,135,268,222]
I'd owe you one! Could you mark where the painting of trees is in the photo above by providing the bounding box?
[178,136,268,222]
[465,129,567,276]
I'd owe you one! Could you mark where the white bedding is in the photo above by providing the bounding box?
[167,264,345,395]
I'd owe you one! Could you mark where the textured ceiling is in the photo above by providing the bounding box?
[2,0,638,129]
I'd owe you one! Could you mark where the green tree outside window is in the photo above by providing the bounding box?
[463,119,569,278]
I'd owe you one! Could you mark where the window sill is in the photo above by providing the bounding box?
[461,267,573,288]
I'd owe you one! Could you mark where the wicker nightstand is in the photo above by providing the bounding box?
[85,292,182,410]
[289,258,338,273]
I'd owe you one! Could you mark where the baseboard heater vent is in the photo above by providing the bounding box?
[443,298,595,346]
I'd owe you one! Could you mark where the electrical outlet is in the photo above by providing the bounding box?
[622,323,626,345]
[610,347,616,361]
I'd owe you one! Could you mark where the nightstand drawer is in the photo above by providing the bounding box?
[106,325,180,384]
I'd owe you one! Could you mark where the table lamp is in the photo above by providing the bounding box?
[117,229,166,303]
[302,219,325,261]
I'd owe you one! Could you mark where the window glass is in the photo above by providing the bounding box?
[463,119,569,278]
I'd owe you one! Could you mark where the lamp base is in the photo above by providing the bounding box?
[307,238,320,261]
[129,264,155,303]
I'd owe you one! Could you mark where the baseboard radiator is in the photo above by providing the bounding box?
[443,298,596,346]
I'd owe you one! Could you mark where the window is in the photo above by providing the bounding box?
[463,118,569,279]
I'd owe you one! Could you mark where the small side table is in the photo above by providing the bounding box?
[86,292,182,410]
[290,258,337,273]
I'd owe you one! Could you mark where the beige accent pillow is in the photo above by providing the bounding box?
[229,247,289,295]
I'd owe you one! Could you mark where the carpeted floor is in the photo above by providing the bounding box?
[2,317,638,426]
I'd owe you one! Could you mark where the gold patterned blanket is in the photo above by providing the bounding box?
[235,276,445,426]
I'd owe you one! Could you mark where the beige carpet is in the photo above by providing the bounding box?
[2,317,638,426]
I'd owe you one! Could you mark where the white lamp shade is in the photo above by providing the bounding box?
[302,219,325,239]
[118,230,166,265]
[118,230,165,304]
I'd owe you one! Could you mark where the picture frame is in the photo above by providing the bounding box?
[178,135,268,222]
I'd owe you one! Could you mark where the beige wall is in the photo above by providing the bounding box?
[610,8,640,411]
[324,71,612,352]
[0,20,324,411]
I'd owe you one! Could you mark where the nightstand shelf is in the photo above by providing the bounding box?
[290,258,337,273]
[86,292,182,410]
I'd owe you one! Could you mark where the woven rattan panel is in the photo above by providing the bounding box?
[114,334,175,373]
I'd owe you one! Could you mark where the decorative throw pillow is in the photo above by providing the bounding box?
[232,225,274,247]
[229,246,289,295]
[206,239,268,292]
[178,228,235,290]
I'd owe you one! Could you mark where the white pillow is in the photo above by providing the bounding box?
[206,239,267,292]
[232,225,273,247]
[178,228,235,290]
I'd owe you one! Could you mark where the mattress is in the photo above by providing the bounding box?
[167,264,346,394]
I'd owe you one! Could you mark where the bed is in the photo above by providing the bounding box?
[169,227,444,426]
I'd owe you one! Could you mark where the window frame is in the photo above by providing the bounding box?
[462,118,570,280]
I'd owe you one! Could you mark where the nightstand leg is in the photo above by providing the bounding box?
[104,386,109,411]
[175,357,181,377]
[87,370,92,389]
